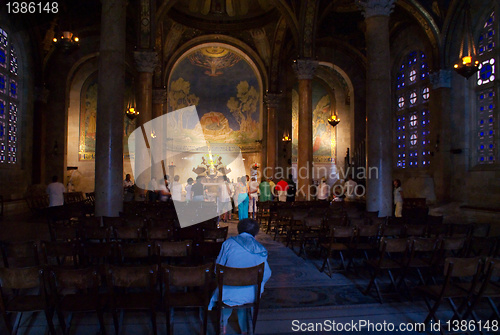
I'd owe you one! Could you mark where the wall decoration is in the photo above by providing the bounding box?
[79,74,135,160]
[292,80,336,163]
[168,45,262,151]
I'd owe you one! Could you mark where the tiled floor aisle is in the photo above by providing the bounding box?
[0,217,496,334]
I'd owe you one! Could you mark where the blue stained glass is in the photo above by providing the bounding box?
[489,130,493,135]
[9,82,15,95]
[490,144,494,149]
[489,105,493,109]
[479,36,484,41]
[489,17,493,22]
[489,118,494,122]
[489,156,494,161]
[480,120,484,124]
[0,50,5,64]
[480,95,484,99]
[481,157,485,161]
[480,64,493,79]
[489,92,494,97]
[488,43,493,49]
[489,31,493,36]
[480,107,484,111]
[479,47,484,52]
[480,145,484,149]
[480,132,484,136]
[0,76,4,90]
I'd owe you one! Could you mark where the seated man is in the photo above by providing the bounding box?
[209,219,272,335]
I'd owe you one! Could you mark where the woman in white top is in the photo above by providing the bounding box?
[317,178,329,201]
[171,175,182,201]
[218,176,233,222]
[393,179,404,217]
[247,176,259,219]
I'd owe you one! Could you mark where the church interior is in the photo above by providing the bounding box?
[0,0,499,334]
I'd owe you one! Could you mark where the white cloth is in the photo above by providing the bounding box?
[171,182,182,201]
[46,182,65,207]
[209,233,271,309]
[345,180,357,199]
[394,186,403,203]
[317,182,329,200]
[185,184,192,201]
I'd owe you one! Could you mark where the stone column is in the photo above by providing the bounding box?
[32,87,49,184]
[152,88,167,178]
[95,0,126,217]
[264,92,281,179]
[429,70,452,202]
[133,51,158,188]
[359,0,395,216]
[293,59,318,200]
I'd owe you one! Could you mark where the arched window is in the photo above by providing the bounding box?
[0,27,18,165]
[395,50,430,169]
[475,11,497,164]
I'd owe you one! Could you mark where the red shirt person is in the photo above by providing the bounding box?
[274,179,289,202]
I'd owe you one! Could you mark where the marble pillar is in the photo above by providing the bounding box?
[133,51,158,188]
[359,0,395,216]
[95,0,126,217]
[429,70,452,202]
[292,59,318,200]
[264,92,281,179]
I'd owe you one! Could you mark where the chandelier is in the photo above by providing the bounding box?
[453,1,479,79]
[328,115,340,127]
[53,31,79,51]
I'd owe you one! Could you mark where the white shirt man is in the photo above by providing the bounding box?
[344,177,358,199]
[46,176,65,207]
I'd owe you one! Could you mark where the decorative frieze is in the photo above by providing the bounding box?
[292,59,318,80]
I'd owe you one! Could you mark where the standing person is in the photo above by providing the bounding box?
[185,177,194,202]
[46,175,65,207]
[317,177,329,201]
[236,176,249,220]
[275,178,289,202]
[123,174,135,202]
[247,176,259,219]
[157,176,171,202]
[218,176,233,222]
[258,178,272,202]
[286,174,296,202]
[268,177,276,200]
[344,176,358,200]
[147,177,159,202]
[191,176,205,202]
[171,175,182,201]
[393,179,404,218]
[209,219,272,335]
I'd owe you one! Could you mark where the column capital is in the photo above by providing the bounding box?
[429,70,452,89]
[292,59,318,80]
[264,92,282,108]
[134,51,158,73]
[152,88,167,104]
[356,0,395,18]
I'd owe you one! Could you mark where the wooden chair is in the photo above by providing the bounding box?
[49,267,105,335]
[162,263,213,335]
[0,241,39,268]
[156,240,192,266]
[106,265,159,335]
[202,226,229,243]
[82,226,111,242]
[83,242,118,266]
[118,242,153,265]
[113,226,142,242]
[399,238,439,290]
[416,257,483,328]
[0,266,55,335]
[363,237,409,303]
[463,258,500,322]
[41,241,80,268]
[353,224,380,261]
[215,263,264,335]
[146,226,174,241]
[319,226,355,276]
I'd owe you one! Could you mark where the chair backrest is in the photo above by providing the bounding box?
[50,267,100,291]
[443,257,483,278]
[113,226,142,241]
[42,241,80,267]
[331,226,355,239]
[107,265,158,288]
[1,241,39,268]
[163,263,213,287]
[410,237,439,252]
[83,242,117,265]
[118,242,152,262]
[0,266,42,289]
[380,237,408,253]
[216,263,264,288]
[83,226,110,242]
[146,226,174,241]
[405,224,428,237]
[202,226,228,242]
[356,224,380,237]
[156,241,191,258]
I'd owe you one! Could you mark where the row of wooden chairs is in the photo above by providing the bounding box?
[0,262,265,335]
[49,223,228,245]
[417,257,500,333]
[1,240,225,269]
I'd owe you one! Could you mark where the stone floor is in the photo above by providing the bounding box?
[0,214,497,334]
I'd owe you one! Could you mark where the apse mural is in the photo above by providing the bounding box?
[292,81,336,162]
[168,45,261,151]
[79,74,135,160]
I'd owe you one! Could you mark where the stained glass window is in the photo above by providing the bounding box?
[395,50,430,168]
[476,11,497,165]
[0,27,18,165]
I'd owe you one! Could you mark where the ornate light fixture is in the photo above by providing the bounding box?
[125,95,138,120]
[52,31,79,51]
[453,1,479,79]
[282,131,291,142]
[328,114,340,127]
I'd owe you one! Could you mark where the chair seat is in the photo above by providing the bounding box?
[320,242,349,251]
[5,295,46,311]
[366,258,403,270]
[407,258,433,268]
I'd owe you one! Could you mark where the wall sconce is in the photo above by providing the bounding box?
[282,131,291,142]
[328,114,340,127]
[453,1,479,79]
